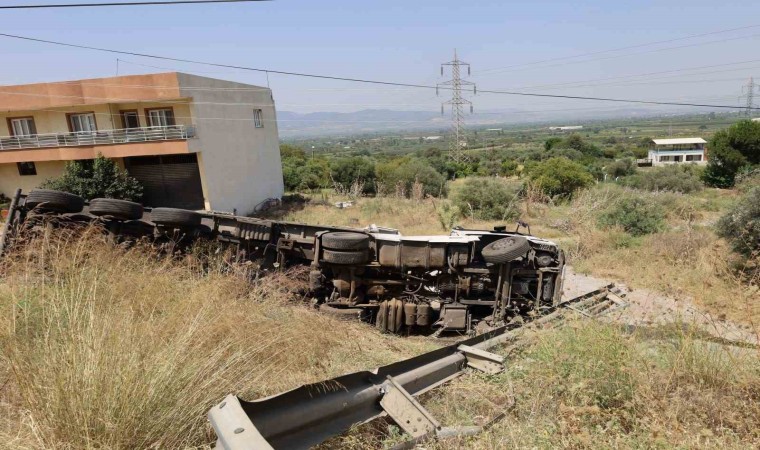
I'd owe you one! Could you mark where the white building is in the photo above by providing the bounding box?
[648,138,707,166]
[549,125,583,132]
[0,73,284,214]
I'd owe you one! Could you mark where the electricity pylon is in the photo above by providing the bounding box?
[438,50,476,162]
[740,77,757,116]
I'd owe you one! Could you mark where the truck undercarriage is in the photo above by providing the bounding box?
[1,189,566,335]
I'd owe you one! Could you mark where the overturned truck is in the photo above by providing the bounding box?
[1,188,565,334]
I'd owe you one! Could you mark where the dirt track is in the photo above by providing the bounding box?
[562,266,760,346]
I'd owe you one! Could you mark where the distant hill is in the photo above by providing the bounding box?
[276,107,687,137]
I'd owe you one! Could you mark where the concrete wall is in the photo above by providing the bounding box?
[178,73,283,214]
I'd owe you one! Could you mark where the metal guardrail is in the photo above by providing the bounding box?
[0,125,196,151]
[208,286,627,450]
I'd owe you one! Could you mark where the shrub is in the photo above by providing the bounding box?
[526,157,594,199]
[454,177,521,221]
[598,192,665,236]
[716,186,760,257]
[376,158,446,198]
[605,158,637,178]
[41,155,142,201]
[703,120,760,187]
[620,164,703,193]
[330,157,376,194]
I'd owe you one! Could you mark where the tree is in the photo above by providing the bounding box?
[702,120,760,188]
[526,157,594,198]
[330,157,376,194]
[41,155,142,201]
[376,158,447,197]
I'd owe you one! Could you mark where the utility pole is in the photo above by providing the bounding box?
[740,77,757,117]
[438,50,476,162]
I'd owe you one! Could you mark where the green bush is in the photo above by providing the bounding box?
[453,177,521,220]
[41,155,142,201]
[605,158,637,178]
[376,158,447,197]
[526,157,594,199]
[620,165,703,193]
[702,120,760,188]
[598,192,665,236]
[716,186,760,257]
[329,157,376,194]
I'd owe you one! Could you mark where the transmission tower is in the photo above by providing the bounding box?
[438,50,476,162]
[740,76,757,116]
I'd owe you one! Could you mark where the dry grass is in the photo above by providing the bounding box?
[0,224,434,449]
[332,321,760,449]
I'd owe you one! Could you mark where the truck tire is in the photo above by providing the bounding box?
[89,198,144,221]
[25,189,85,214]
[481,236,531,264]
[151,208,202,228]
[321,231,370,251]
[322,248,369,265]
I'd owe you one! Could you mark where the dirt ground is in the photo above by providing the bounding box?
[562,265,759,346]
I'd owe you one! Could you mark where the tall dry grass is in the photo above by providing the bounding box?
[330,321,760,449]
[0,224,433,449]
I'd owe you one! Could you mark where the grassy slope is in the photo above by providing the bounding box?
[0,226,435,449]
[326,322,760,449]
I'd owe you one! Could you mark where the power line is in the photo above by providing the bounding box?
[475,25,760,76]
[0,0,268,9]
[0,32,758,111]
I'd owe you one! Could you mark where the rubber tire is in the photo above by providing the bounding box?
[89,198,144,221]
[481,236,531,264]
[25,189,85,214]
[320,304,365,320]
[322,249,369,265]
[321,231,370,251]
[151,208,201,228]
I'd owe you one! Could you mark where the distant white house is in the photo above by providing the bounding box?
[423,135,442,141]
[647,138,707,166]
[752,118,760,122]
[549,125,583,132]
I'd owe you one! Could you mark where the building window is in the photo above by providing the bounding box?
[685,154,702,162]
[253,109,264,128]
[69,113,97,132]
[17,162,37,176]
[147,108,175,127]
[9,117,37,136]
[121,110,140,129]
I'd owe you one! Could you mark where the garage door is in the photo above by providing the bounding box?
[125,154,205,210]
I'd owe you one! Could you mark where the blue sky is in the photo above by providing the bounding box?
[1,0,759,115]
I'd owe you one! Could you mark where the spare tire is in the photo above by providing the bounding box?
[151,208,201,228]
[321,231,370,251]
[25,189,85,214]
[481,236,531,264]
[89,198,144,221]
[322,249,369,265]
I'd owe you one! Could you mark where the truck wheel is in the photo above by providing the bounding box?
[321,232,370,251]
[481,236,530,264]
[89,198,144,221]
[25,189,85,214]
[322,249,369,265]
[151,208,201,228]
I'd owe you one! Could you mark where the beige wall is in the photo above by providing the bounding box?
[0,160,68,195]
[178,73,283,214]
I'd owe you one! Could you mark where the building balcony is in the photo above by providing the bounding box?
[0,125,196,152]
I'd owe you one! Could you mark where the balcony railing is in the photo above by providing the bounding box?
[0,125,196,151]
